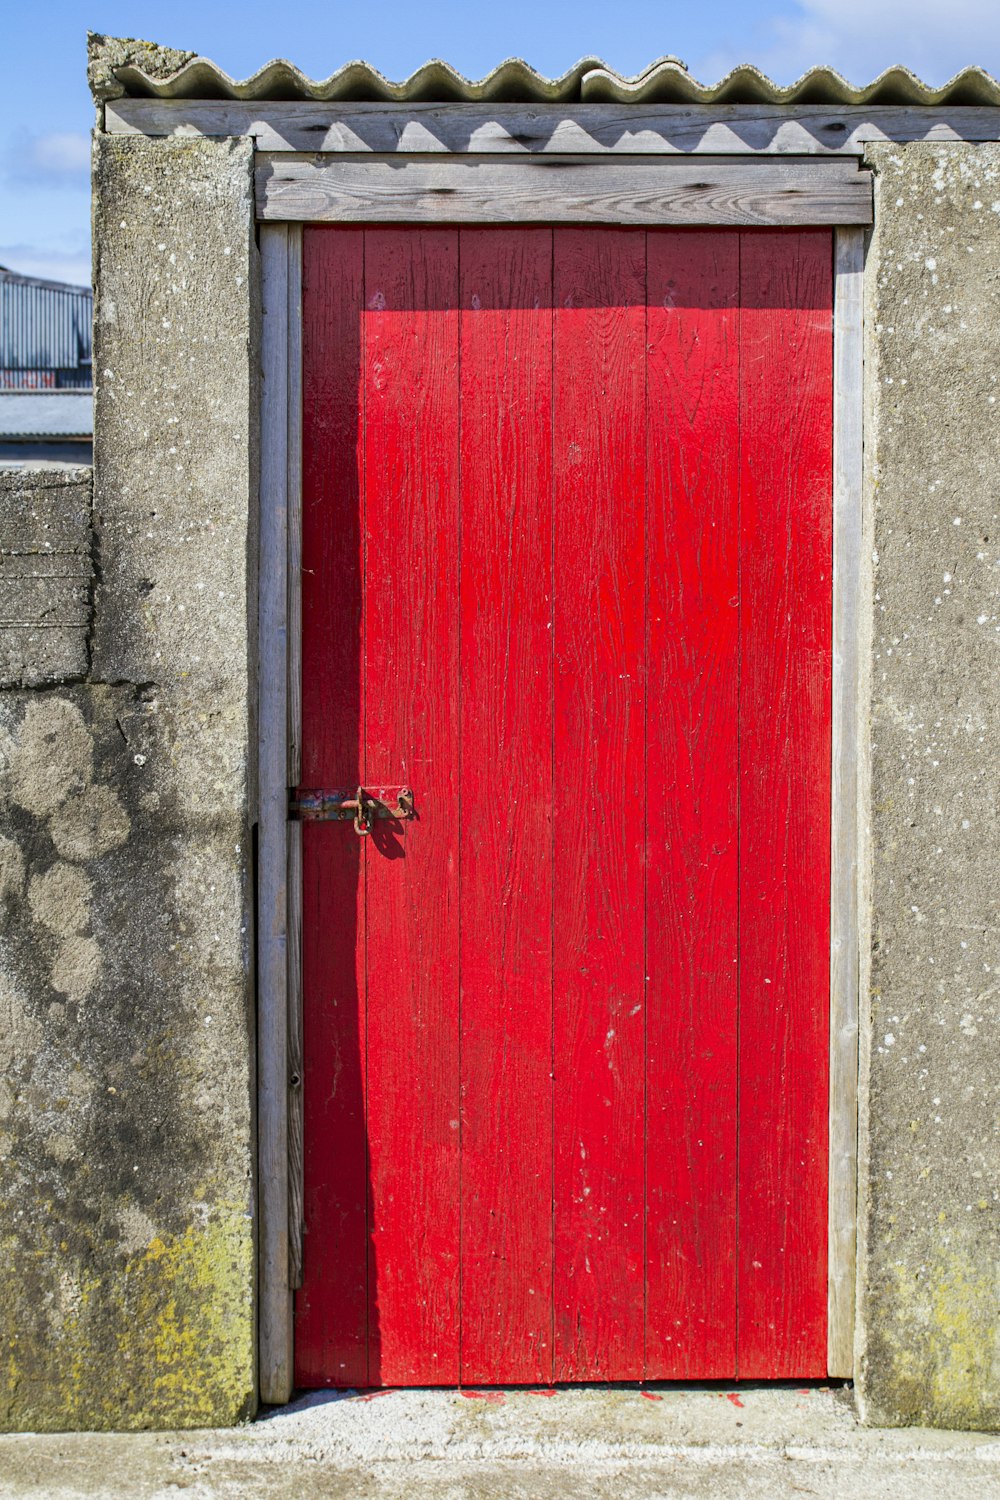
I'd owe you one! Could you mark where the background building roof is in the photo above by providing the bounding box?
[0,392,93,440]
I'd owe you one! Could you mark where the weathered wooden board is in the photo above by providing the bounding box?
[109,98,1000,155]
[257,222,293,1404]
[458,229,554,1384]
[828,227,864,1381]
[285,224,304,1293]
[552,228,646,1381]
[737,230,832,1378]
[645,230,740,1379]
[294,227,369,1388]
[255,155,873,226]
[362,229,462,1386]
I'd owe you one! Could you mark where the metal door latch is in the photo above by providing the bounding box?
[289,786,415,835]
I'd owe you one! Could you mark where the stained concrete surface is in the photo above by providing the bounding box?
[0,131,258,1432]
[0,1386,997,1498]
[858,142,1000,1429]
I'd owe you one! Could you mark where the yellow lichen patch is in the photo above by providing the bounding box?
[0,1201,253,1432]
[878,1243,1000,1429]
[928,1251,1000,1426]
[116,1201,254,1427]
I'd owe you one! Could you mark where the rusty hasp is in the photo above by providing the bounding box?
[289,785,415,834]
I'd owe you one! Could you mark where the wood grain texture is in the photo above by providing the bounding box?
[737,230,833,1378]
[458,229,555,1384]
[257,222,293,1404]
[828,226,864,1380]
[295,227,369,1387]
[286,225,305,1291]
[644,231,740,1379]
[294,225,841,1387]
[362,228,462,1385]
[552,228,646,1381]
[108,98,1000,155]
[255,155,873,227]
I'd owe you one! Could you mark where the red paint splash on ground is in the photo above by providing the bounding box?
[726,1393,745,1408]
[460,1390,506,1404]
[640,1390,664,1401]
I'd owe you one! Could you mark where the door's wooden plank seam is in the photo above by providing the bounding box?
[641,229,649,1382]
[828,226,864,1380]
[258,221,293,1404]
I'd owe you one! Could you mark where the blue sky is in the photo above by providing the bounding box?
[2,0,998,287]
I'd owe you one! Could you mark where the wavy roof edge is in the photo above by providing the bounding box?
[86,37,1000,108]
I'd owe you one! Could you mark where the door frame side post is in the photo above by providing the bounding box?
[258,221,296,1403]
[828,225,865,1379]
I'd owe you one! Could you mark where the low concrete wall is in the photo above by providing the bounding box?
[0,468,93,688]
[857,142,1000,1430]
[0,131,258,1431]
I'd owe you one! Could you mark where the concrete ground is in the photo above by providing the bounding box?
[1,1384,998,1499]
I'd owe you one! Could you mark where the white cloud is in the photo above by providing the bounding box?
[695,0,1000,86]
[0,243,91,289]
[5,131,90,188]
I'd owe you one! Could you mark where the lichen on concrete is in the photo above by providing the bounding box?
[87,34,197,103]
[857,142,1000,1431]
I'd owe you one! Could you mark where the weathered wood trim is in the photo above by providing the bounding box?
[285,226,305,1293]
[258,222,294,1403]
[256,173,863,1391]
[107,98,1000,155]
[828,225,864,1380]
[255,154,873,226]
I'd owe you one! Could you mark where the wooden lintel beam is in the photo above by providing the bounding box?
[254,154,874,227]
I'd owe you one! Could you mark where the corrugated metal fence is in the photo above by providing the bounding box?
[0,267,92,388]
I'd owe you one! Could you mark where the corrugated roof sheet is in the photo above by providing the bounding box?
[0,393,93,440]
[87,35,1000,107]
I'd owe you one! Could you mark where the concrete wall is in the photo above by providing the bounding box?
[0,132,258,1430]
[2,101,998,1434]
[857,143,1000,1430]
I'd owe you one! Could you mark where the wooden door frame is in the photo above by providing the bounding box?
[256,163,866,1404]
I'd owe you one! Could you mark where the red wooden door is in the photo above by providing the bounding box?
[295,226,833,1387]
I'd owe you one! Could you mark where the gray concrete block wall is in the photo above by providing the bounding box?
[857,143,1000,1430]
[0,133,258,1431]
[0,468,94,688]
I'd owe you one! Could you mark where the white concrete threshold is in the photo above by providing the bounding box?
[1,1387,998,1498]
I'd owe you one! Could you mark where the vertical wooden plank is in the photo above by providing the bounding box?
[363,227,461,1386]
[828,226,863,1379]
[644,230,740,1379]
[258,222,293,1404]
[294,227,369,1387]
[552,227,646,1382]
[286,225,305,1293]
[738,229,833,1378]
[458,229,554,1384]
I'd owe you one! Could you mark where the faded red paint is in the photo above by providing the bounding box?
[296,227,833,1387]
